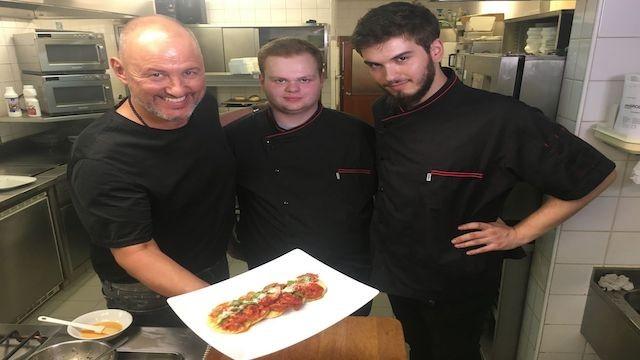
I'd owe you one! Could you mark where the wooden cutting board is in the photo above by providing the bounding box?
[203,316,406,360]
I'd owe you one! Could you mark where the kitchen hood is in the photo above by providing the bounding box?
[0,0,155,19]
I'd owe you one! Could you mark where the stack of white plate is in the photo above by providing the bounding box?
[538,27,557,54]
[524,27,543,54]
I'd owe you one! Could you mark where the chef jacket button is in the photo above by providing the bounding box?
[379,186,384,192]
[426,299,436,306]
[283,201,289,206]
[266,140,271,144]
[274,168,280,174]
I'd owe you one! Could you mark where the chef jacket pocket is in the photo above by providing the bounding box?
[423,169,485,208]
[335,168,375,214]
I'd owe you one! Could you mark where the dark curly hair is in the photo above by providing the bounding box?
[351,2,440,54]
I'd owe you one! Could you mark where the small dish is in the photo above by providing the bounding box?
[68,309,133,341]
[0,175,36,190]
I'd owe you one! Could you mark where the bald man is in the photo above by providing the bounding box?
[68,15,235,327]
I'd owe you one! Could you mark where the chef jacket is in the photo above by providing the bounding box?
[371,67,615,302]
[224,105,376,281]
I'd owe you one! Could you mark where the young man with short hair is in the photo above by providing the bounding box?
[352,2,616,358]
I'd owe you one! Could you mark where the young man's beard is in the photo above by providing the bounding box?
[384,56,436,109]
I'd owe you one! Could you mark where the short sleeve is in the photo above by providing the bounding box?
[503,103,615,201]
[69,158,153,248]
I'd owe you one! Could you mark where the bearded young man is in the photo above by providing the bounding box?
[352,2,616,359]
[224,38,375,315]
[68,15,235,327]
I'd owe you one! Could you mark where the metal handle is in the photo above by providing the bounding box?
[345,91,352,96]
[96,44,106,63]
[448,53,457,67]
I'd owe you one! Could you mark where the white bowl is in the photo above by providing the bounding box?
[67,309,133,341]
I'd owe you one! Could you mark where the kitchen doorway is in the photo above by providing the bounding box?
[338,37,383,125]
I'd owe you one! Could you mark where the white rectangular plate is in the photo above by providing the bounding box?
[0,175,36,190]
[167,249,379,360]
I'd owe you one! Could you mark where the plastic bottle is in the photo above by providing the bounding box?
[23,85,41,117]
[4,86,21,117]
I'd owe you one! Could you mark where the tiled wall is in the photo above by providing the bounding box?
[520,0,640,359]
[203,0,335,108]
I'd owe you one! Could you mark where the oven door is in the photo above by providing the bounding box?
[35,36,108,73]
[40,75,115,115]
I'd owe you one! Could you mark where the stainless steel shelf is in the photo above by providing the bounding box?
[205,72,260,87]
[0,112,104,123]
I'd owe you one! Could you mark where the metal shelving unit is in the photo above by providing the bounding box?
[0,112,104,123]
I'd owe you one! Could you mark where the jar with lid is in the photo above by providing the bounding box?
[22,85,41,117]
[4,86,22,117]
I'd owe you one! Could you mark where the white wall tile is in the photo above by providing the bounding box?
[590,38,640,81]
[545,295,587,324]
[556,231,608,264]
[301,8,317,22]
[271,8,287,23]
[533,282,545,320]
[550,264,593,295]
[286,8,302,24]
[570,0,585,40]
[558,78,573,119]
[581,80,623,123]
[271,0,285,8]
[565,39,578,79]
[538,352,582,360]
[598,0,640,37]
[569,79,583,119]
[556,116,577,133]
[255,8,272,25]
[540,325,587,353]
[600,160,624,196]
[581,0,597,38]
[613,198,640,231]
[285,0,301,8]
[605,232,640,264]
[316,0,330,9]
[255,0,270,8]
[316,8,330,24]
[531,250,551,289]
[578,122,629,161]
[574,39,590,81]
[562,197,618,231]
[0,63,13,82]
[300,0,315,8]
[621,160,640,196]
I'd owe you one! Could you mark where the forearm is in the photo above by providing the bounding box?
[513,170,617,245]
[111,240,209,297]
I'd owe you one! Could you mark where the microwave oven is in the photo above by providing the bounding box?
[13,30,108,74]
[21,73,114,115]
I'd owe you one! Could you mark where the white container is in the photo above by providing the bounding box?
[228,57,259,75]
[614,73,640,141]
[22,85,41,117]
[4,86,21,117]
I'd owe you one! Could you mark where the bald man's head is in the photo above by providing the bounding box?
[118,15,202,62]
[110,15,206,126]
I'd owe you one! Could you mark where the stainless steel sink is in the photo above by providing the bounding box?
[116,352,184,359]
[581,267,640,360]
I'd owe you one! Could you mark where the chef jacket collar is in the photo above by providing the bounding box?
[265,102,323,139]
[381,67,458,122]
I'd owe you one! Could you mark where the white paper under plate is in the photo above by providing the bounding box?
[0,175,36,190]
[168,249,379,360]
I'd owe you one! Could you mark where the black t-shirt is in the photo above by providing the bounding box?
[371,68,615,301]
[68,93,236,283]
[224,106,376,281]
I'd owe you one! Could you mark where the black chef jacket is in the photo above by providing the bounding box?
[225,105,376,281]
[371,68,615,302]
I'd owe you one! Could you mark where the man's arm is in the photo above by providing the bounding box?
[452,169,617,255]
[111,239,209,297]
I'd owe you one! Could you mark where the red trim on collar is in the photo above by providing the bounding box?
[381,70,459,122]
[264,103,323,139]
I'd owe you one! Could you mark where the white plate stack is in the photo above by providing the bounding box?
[538,27,557,55]
[524,27,542,54]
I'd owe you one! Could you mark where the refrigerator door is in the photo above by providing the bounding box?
[520,56,566,120]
